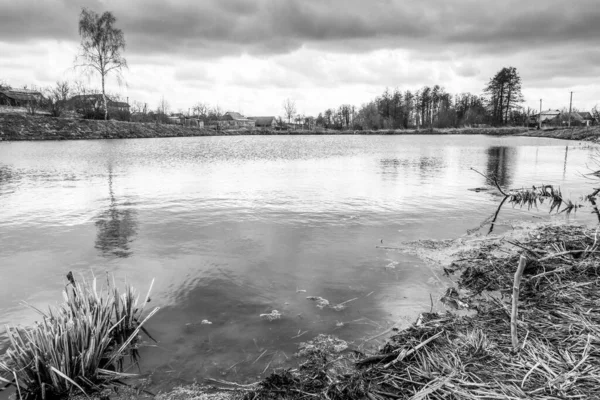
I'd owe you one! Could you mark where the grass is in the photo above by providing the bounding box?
[233,224,600,399]
[0,274,159,400]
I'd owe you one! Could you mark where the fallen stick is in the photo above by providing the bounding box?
[511,255,528,350]
[383,330,444,368]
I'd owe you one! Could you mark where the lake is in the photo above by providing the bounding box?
[0,135,596,388]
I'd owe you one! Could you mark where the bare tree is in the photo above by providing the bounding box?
[157,96,170,116]
[193,102,209,120]
[45,81,71,117]
[26,97,41,116]
[131,100,146,114]
[76,8,127,120]
[592,105,600,123]
[283,98,297,124]
[209,105,222,121]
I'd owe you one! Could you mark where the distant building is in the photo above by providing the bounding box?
[576,111,597,126]
[529,109,560,126]
[556,111,598,127]
[166,113,204,127]
[68,94,130,112]
[0,89,44,107]
[249,116,276,128]
[213,111,256,129]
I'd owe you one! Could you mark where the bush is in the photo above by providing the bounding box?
[0,274,158,399]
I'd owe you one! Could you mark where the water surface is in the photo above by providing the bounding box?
[0,135,596,387]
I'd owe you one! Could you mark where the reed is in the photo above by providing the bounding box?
[0,274,159,400]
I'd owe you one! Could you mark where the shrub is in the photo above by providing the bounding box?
[0,274,158,400]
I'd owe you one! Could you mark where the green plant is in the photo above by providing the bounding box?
[0,274,158,400]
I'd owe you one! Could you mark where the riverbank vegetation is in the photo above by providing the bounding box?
[3,112,600,142]
[0,274,158,400]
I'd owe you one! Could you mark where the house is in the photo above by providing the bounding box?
[555,111,598,127]
[213,111,256,129]
[0,89,44,107]
[183,118,203,128]
[249,116,276,128]
[529,109,560,126]
[68,94,130,113]
[577,112,597,126]
[166,113,204,127]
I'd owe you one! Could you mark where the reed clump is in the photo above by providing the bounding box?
[240,224,600,399]
[0,274,159,400]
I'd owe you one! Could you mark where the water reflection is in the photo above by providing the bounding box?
[95,165,138,258]
[563,146,569,179]
[379,158,404,179]
[0,165,19,193]
[486,147,515,189]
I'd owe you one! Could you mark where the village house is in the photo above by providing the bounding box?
[530,109,598,127]
[0,89,44,107]
[249,116,276,128]
[574,111,597,126]
[210,111,256,129]
[68,94,130,113]
[166,113,204,127]
[528,109,560,127]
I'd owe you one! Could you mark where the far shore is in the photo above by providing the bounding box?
[1,112,598,143]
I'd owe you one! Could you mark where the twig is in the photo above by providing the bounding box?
[506,240,542,259]
[253,350,268,364]
[511,255,527,350]
[470,167,508,196]
[383,330,444,368]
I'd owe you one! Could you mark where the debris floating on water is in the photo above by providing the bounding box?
[259,310,281,321]
[306,296,330,309]
[296,334,348,358]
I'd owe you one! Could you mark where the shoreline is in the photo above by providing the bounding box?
[1,113,598,142]
[3,219,599,400]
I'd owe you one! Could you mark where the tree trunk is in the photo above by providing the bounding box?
[498,84,505,126]
[102,73,108,121]
[504,88,512,125]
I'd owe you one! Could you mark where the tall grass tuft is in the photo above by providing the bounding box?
[0,274,159,400]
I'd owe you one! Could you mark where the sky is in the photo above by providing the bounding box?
[1,0,599,118]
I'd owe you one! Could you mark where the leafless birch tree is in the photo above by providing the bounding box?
[75,8,127,120]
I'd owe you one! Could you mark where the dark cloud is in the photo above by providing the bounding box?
[2,0,599,59]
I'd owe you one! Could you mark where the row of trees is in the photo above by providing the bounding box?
[315,67,528,130]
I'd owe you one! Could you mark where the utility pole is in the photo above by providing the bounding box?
[568,91,573,128]
[539,99,542,130]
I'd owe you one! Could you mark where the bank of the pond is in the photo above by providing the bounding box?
[2,112,598,142]
[152,222,599,400]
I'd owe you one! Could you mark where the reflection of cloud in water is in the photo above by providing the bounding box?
[95,167,138,258]
[141,263,394,386]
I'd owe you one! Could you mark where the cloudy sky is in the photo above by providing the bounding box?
[1,0,599,117]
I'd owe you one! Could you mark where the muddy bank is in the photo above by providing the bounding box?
[4,112,597,142]
[0,113,217,140]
